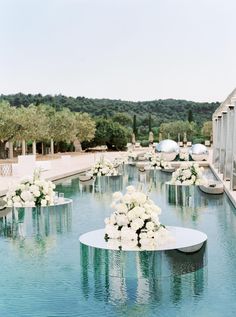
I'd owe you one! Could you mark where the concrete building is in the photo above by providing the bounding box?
[213,88,236,190]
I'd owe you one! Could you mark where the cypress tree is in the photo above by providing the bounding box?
[133,114,137,137]
[148,113,152,132]
[188,109,193,122]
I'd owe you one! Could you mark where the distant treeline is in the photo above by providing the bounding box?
[0,93,220,126]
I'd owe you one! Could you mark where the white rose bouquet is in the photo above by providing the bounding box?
[104,186,173,249]
[144,151,155,161]
[4,168,56,208]
[150,156,170,169]
[179,151,189,161]
[90,158,118,177]
[113,156,127,167]
[170,163,206,185]
[127,150,137,160]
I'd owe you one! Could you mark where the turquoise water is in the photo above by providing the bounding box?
[0,166,236,317]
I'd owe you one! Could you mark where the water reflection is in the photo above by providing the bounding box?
[0,204,72,254]
[167,184,223,208]
[80,244,207,304]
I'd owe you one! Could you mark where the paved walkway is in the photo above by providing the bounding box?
[0,152,123,197]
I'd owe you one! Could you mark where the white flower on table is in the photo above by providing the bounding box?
[104,185,173,249]
[170,163,205,186]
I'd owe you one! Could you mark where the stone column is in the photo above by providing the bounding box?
[215,115,222,171]
[212,117,217,166]
[231,99,236,190]
[32,141,37,155]
[224,105,234,180]
[219,111,227,174]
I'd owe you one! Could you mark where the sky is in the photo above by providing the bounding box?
[0,0,236,102]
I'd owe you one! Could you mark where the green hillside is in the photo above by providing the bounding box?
[0,93,219,126]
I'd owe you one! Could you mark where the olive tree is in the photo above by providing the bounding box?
[0,102,20,158]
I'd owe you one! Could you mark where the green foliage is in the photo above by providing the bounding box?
[160,121,197,141]
[0,93,219,154]
[0,94,219,126]
[90,118,129,150]
[188,109,194,122]
[112,112,132,127]
[140,140,150,147]
[74,112,96,142]
[0,102,19,141]
[133,114,137,137]
[148,113,152,132]
[201,121,212,139]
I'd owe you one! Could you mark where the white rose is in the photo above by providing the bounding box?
[146,221,155,231]
[116,214,129,226]
[122,194,131,204]
[33,190,41,198]
[116,203,128,214]
[127,209,137,221]
[13,196,21,203]
[131,192,147,205]
[41,199,47,206]
[139,237,154,248]
[105,224,121,239]
[109,214,116,224]
[147,230,155,238]
[120,227,137,241]
[131,218,144,231]
[126,186,135,194]
[140,212,149,220]
[132,206,145,217]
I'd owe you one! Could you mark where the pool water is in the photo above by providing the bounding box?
[0,166,236,317]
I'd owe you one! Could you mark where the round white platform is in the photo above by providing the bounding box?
[199,182,224,195]
[79,226,207,253]
[78,175,94,182]
[161,168,175,173]
[166,181,197,187]
[53,198,73,206]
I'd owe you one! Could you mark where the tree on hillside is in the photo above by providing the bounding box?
[188,109,194,122]
[92,118,129,150]
[148,113,152,132]
[133,114,138,137]
[201,121,212,139]
[160,120,197,141]
[112,112,132,127]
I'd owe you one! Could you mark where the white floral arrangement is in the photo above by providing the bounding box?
[104,186,173,250]
[179,151,189,161]
[4,169,56,208]
[149,156,171,169]
[89,158,118,177]
[170,163,206,185]
[144,151,155,161]
[113,156,127,167]
[127,150,137,160]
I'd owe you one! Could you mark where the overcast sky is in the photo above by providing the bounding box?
[0,0,235,102]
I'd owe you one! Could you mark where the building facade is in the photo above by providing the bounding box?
[213,88,236,189]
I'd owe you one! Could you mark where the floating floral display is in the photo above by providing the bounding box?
[104,186,173,249]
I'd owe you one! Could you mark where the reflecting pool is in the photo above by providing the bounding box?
[0,166,236,317]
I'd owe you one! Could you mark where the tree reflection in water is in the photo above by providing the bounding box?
[80,243,207,306]
[0,204,72,255]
